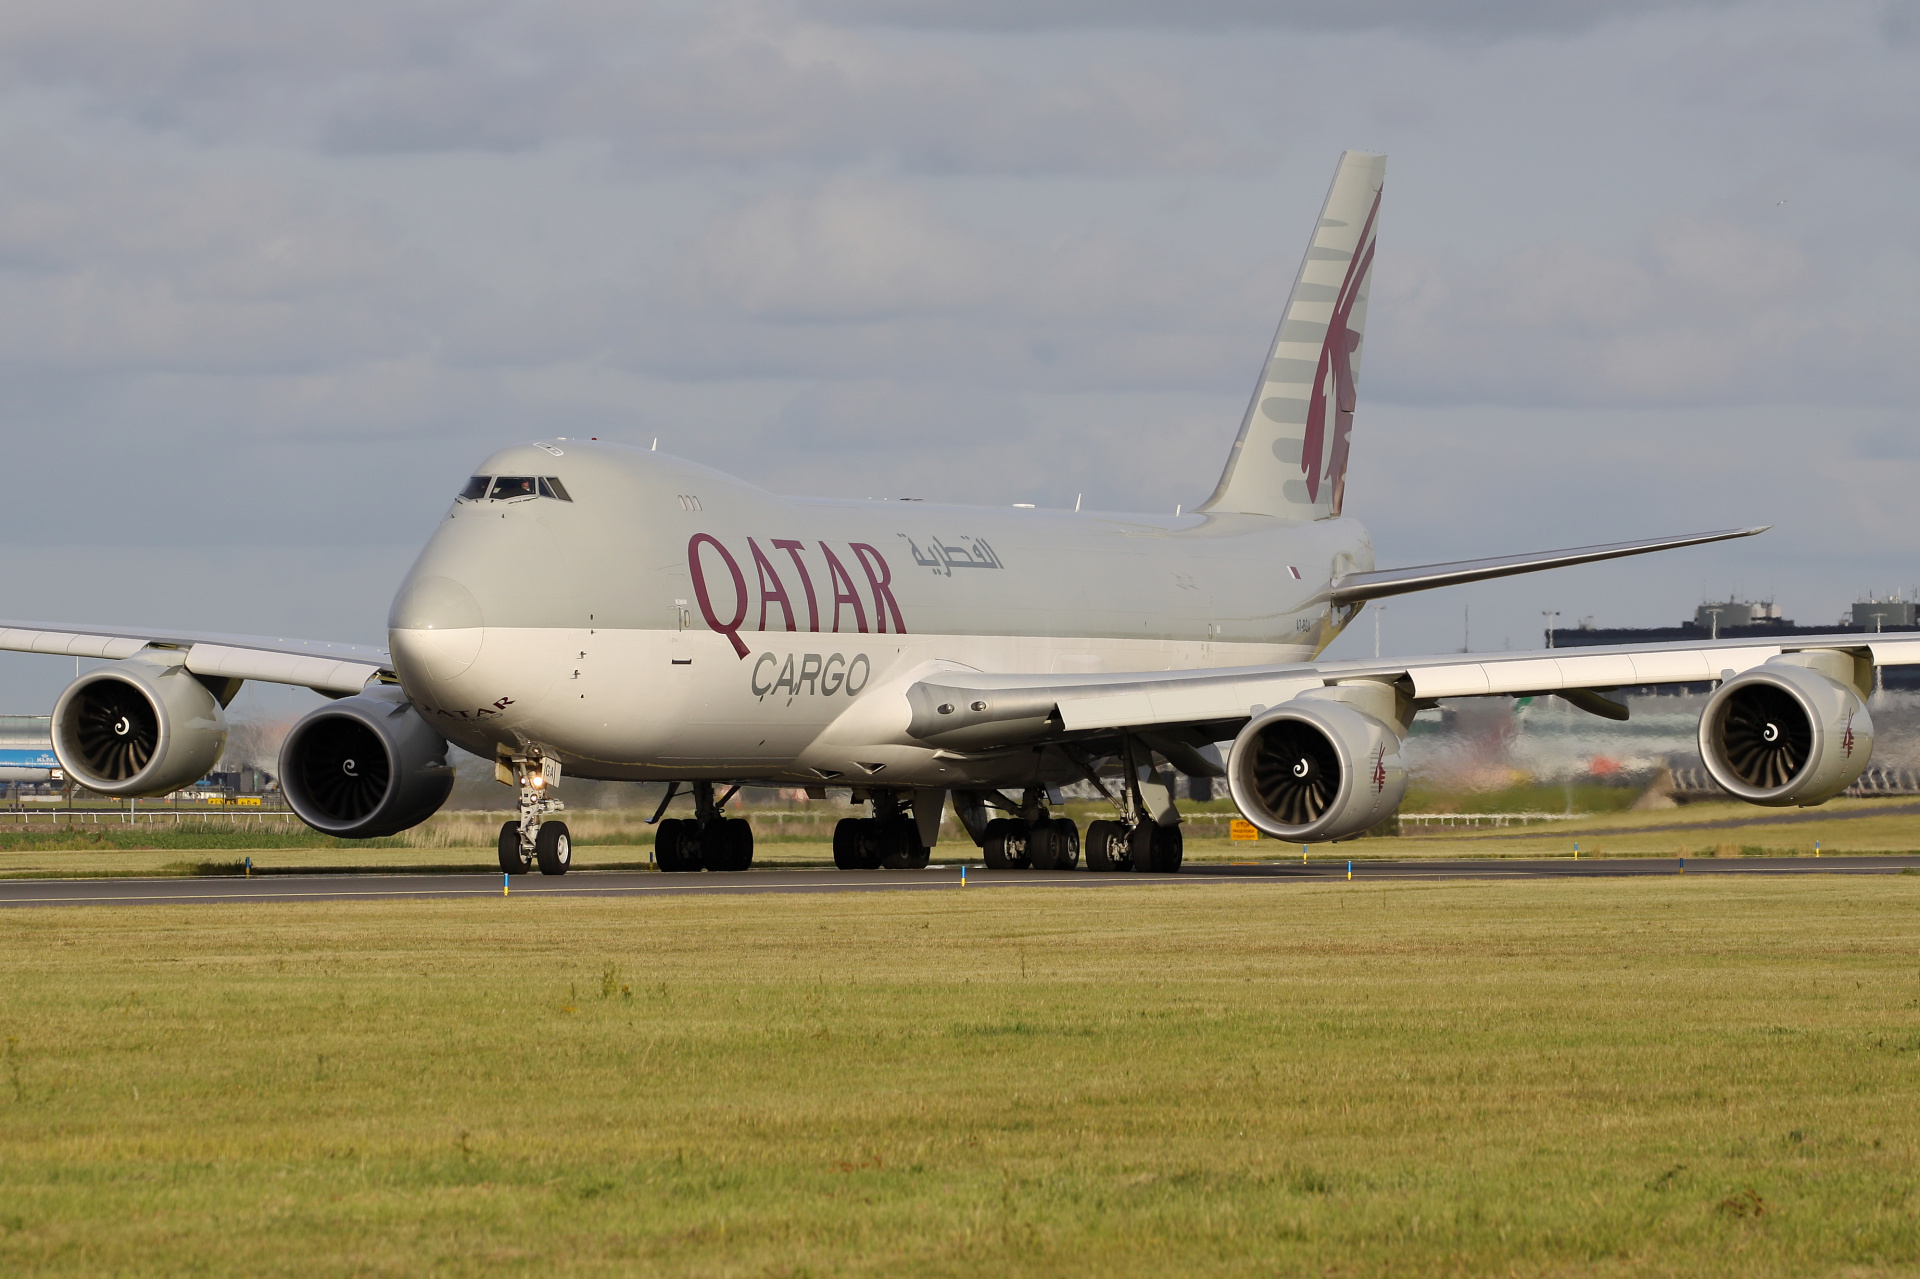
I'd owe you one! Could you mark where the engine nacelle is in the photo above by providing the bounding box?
[1227,684,1408,842]
[1699,652,1872,806]
[280,688,455,838]
[52,657,228,797]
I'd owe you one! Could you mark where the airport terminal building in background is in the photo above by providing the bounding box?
[1548,592,1920,692]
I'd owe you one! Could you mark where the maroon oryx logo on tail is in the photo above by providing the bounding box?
[1301,185,1381,518]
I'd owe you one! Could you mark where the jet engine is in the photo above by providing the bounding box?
[1226,684,1408,842]
[279,687,455,838]
[51,657,229,797]
[1699,652,1872,806]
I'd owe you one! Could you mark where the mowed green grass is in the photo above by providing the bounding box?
[5,879,1920,1275]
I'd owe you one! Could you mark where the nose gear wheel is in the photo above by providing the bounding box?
[498,820,531,874]
[535,821,572,875]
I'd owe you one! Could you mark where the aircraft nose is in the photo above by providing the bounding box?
[388,574,486,683]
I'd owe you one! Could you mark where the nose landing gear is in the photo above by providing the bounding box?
[497,748,569,876]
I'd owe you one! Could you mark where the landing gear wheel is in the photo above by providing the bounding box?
[1047,818,1080,870]
[1027,819,1059,870]
[729,818,757,871]
[1029,817,1078,870]
[982,817,1030,869]
[703,817,755,872]
[1083,819,1128,871]
[498,820,531,874]
[833,817,882,870]
[879,819,929,870]
[1153,824,1184,873]
[535,821,572,875]
[1132,823,1184,873]
[655,818,701,872]
[1128,822,1157,872]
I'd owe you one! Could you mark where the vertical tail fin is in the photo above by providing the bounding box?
[1199,151,1385,520]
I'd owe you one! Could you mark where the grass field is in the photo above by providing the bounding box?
[5,877,1920,1275]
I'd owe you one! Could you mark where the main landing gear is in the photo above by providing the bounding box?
[979,788,1081,870]
[1081,818,1182,873]
[498,749,570,876]
[1080,736,1185,873]
[652,781,754,874]
[958,736,1186,874]
[832,789,930,870]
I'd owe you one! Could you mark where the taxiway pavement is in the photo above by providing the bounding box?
[3,855,1917,908]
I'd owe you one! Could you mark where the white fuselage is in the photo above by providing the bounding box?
[385,441,1374,788]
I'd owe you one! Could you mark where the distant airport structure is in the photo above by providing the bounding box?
[1549,593,1920,692]
[0,715,59,784]
[1542,592,1920,800]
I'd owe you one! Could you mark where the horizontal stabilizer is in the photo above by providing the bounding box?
[1328,526,1768,605]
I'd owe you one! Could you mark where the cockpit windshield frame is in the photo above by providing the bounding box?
[458,475,573,504]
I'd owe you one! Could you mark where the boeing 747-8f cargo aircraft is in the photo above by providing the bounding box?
[6,152,1911,876]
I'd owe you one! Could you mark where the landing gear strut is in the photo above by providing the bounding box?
[654,781,754,873]
[497,749,569,876]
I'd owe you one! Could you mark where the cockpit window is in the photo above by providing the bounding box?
[462,474,569,503]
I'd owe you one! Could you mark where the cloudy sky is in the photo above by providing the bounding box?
[1,0,1917,716]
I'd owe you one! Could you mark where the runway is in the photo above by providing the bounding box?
[3,854,1918,907]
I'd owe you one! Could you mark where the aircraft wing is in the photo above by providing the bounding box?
[903,632,1920,759]
[1329,526,1767,605]
[0,620,390,696]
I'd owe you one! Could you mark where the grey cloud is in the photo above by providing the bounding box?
[1879,0,1920,44]
[679,182,1008,321]
[766,379,1032,451]
[0,3,1226,175]
[1367,217,1916,408]
[1852,420,1920,459]
[673,179,1249,328]
[0,137,462,375]
[801,0,1743,36]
